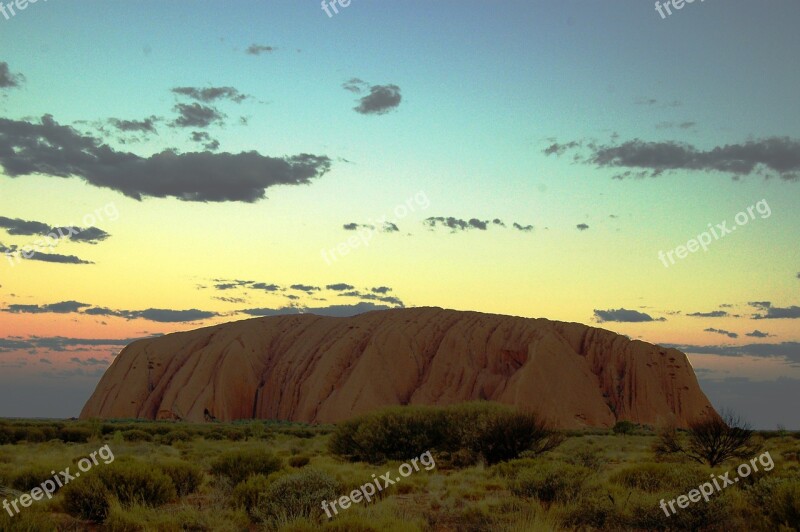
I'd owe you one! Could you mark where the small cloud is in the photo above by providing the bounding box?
[576,223,589,231]
[745,330,774,338]
[289,284,320,294]
[342,78,368,94]
[687,310,729,318]
[353,84,402,115]
[172,86,247,104]
[705,327,738,339]
[171,103,225,128]
[0,62,24,89]
[594,308,664,323]
[512,223,533,232]
[326,283,355,291]
[246,44,276,55]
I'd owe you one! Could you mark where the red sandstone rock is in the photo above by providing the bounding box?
[80,307,718,428]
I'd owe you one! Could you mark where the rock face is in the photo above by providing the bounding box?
[80,307,718,428]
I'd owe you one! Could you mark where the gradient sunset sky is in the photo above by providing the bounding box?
[1,1,798,427]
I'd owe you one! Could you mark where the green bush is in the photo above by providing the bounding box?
[612,420,637,435]
[58,426,92,443]
[61,474,111,523]
[121,429,153,442]
[257,469,340,523]
[210,449,282,485]
[11,465,59,492]
[160,461,203,496]
[767,480,800,528]
[510,463,589,503]
[329,402,562,465]
[288,455,310,468]
[159,429,193,445]
[98,462,176,507]
[231,474,272,520]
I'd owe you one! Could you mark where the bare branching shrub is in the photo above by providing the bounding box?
[654,410,759,466]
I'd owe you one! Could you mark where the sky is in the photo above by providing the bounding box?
[0,0,798,428]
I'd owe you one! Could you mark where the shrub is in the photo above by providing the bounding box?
[98,462,176,507]
[61,474,111,523]
[329,406,453,463]
[257,469,340,522]
[767,480,800,528]
[612,420,637,435]
[329,402,562,466]
[465,408,563,465]
[210,449,282,485]
[159,429,192,445]
[655,410,759,466]
[511,463,589,503]
[121,429,153,442]
[288,455,310,468]
[231,474,272,521]
[160,461,203,496]
[11,465,59,492]
[58,426,92,443]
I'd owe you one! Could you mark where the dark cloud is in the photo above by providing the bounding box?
[370,286,391,294]
[353,84,402,115]
[337,290,403,307]
[213,279,252,290]
[593,308,664,323]
[251,283,281,292]
[190,131,220,151]
[704,327,738,339]
[108,117,158,134]
[0,115,332,203]
[655,121,696,130]
[171,103,225,128]
[424,217,494,232]
[342,78,368,93]
[543,140,579,156]
[512,223,533,232]
[327,283,355,291]
[664,341,800,364]
[4,301,89,314]
[688,310,729,318]
[290,284,320,293]
[172,86,247,103]
[0,216,109,243]
[70,357,110,367]
[343,223,374,231]
[21,252,94,264]
[0,215,51,235]
[383,222,399,233]
[750,302,800,319]
[1,300,216,323]
[745,330,773,338]
[0,62,23,89]
[240,302,391,318]
[85,307,218,323]
[576,223,589,231]
[214,296,246,304]
[547,137,800,181]
[246,44,275,55]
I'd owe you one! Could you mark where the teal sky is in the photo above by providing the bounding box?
[1,1,799,428]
